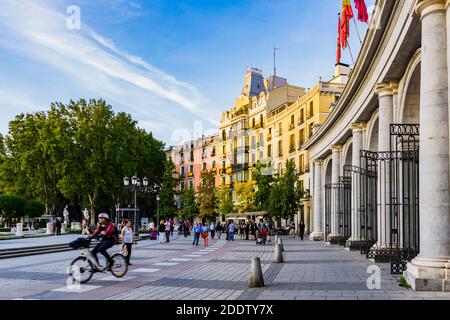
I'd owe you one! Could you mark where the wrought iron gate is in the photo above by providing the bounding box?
[359,150,378,256]
[389,124,420,274]
[324,184,332,241]
[337,176,352,245]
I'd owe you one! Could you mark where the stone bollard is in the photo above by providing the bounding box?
[277,236,284,252]
[272,244,284,263]
[46,223,53,235]
[248,257,265,288]
[15,223,24,237]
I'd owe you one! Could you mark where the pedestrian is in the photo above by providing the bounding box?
[216,222,222,239]
[289,221,296,238]
[192,221,202,246]
[158,220,165,243]
[201,223,209,246]
[228,220,235,241]
[165,220,171,242]
[299,220,306,240]
[121,219,133,265]
[250,221,257,240]
[224,221,229,240]
[169,218,174,237]
[55,217,62,236]
[210,221,216,239]
[245,222,250,240]
[183,220,189,238]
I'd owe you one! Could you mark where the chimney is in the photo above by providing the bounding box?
[332,63,351,85]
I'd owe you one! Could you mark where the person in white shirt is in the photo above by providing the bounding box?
[121,219,134,265]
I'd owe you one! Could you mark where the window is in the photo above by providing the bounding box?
[260,114,264,127]
[190,151,194,161]
[251,153,256,164]
[308,123,314,138]
[202,163,207,170]
[212,161,216,168]
[181,167,185,176]
[278,122,282,135]
[189,180,194,189]
[299,129,305,146]
[268,144,272,158]
[289,135,295,153]
[309,102,314,117]
[278,140,283,157]
[291,114,295,125]
[259,133,264,147]
[300,109,304,124]
[222,130,226,141]
[189,165,194,173]
[299,154,305,173]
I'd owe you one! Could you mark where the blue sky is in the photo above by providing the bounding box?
[0,0,375,145]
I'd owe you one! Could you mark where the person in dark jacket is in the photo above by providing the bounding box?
[299,220,306,240]
[89,213,117,269]
[158,220,166,243]
[55,217,62,236]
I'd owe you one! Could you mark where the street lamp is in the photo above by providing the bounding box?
[156,194,160,228]
[123,175,148,237]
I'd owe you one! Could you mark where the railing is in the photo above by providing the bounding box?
[306,114,313,120]
[289,145,296,153]
[289,123,295,131]
[298,119,305,126]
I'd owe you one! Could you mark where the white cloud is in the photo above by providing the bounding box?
[0,0,217,140]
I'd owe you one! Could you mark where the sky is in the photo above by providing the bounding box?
[0,0,375,146]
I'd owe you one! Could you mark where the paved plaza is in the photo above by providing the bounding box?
[1,235,450,300]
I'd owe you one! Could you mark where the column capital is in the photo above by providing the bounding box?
[313,159,323,165]
[415,0,446,20]
[350,122,367,132]
[375,82,399,97]
[330,144,343,152]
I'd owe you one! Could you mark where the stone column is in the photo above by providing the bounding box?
[346,122,366,250]
[368,83,396,261]
[405,0,450,292]
[310,160,324,241]
[304,205,310,235]
[328,144,342,243]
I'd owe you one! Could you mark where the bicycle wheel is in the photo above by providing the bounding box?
[69,257,94,284]
[110,253,128,278]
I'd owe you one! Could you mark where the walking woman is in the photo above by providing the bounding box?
[201,223,209,246]
[121,219,133,265]
[158,220,166,243]
[165,220,171,242]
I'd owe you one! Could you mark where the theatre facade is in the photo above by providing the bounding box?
[305,0,450,292]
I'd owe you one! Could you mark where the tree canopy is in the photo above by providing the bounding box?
[0,99,166,220]
[197,170,217,220]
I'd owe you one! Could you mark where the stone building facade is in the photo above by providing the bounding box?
[305,0,450,292]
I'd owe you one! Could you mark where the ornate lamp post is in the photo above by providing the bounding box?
[156,194,161,228]
[123,175,149,236]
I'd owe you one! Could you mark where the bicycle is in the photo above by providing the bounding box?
[68,237,128,284]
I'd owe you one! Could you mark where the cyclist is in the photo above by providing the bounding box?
[89,213,117,270]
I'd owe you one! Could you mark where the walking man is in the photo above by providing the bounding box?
[289,221,296,239]
[228,221,235,241]
[55,217,62,236]
[299,220,306,240]
[192,221,202,246]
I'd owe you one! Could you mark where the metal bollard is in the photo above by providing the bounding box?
[248,257,265,288]
[272,243,284,263]
[277,236,284,252]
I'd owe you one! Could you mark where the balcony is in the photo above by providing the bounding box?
[301,189,311,199]
[187,172,194,177]
[179,173,186,179]
[289,123,295,131]
[306,113,313,120]
[211,151,216,157]
[267,133,272,141]
[298,119,305,126]
[289,145,296,154]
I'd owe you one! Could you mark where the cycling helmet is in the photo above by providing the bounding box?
[98,213,109,219]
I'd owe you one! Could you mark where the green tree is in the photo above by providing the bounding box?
[0,194,26,225]
[197,170,217,220]
[252,161,274,211]
[23,199,45,218]
[215,185,234,219]
[179,187,198,220]
[159,159,177,219]
[233,180,256,213]
[269,160,302,221]
[0,99,166,221]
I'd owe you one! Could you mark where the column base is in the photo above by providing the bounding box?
[326,235,347,245]
[309,232,324,241]
[344,239,366,251]
[367,245,391,263]
[403,258,450,292]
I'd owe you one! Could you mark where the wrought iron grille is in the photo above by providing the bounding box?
[389,124,420,274]
[324,184,332,241]
[359,150,378,256]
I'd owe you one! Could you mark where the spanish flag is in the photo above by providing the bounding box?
[354,0,369,23]
[341,0,353,49]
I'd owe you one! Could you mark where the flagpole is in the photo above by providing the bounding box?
[352,17,363,44]
[346,41,355,65]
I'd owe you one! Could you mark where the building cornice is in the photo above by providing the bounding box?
[415,0,446,20]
